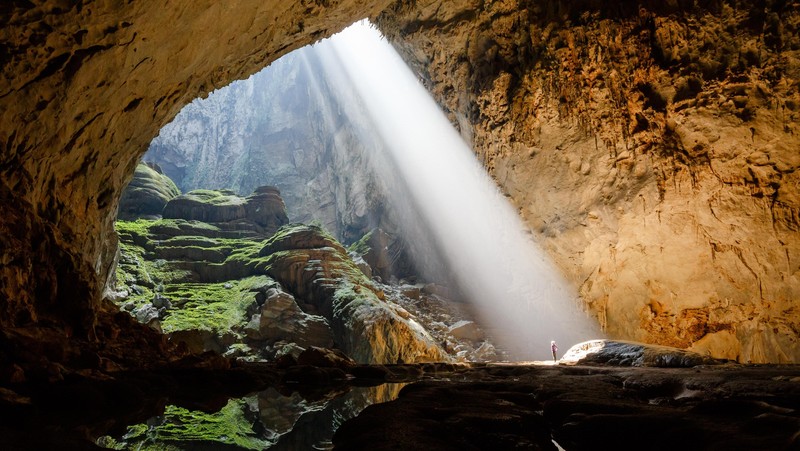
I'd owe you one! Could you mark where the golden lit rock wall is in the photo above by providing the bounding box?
[2,0,798,364]
[378,0,800,362]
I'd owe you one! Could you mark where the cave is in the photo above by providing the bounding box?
[2,1,800,449]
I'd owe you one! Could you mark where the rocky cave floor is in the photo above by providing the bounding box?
[3,173,797,450]
[0,358,799,450]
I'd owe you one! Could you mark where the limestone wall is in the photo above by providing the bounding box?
[377,0,800,362]
[1,0,798,364]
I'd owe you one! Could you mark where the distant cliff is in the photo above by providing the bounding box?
[146,46,387,244]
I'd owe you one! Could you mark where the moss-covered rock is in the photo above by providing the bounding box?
[260,224,446,364]
[114,219,446,364]
[118,162,181,220]
[163,189,247,223]
[162,186,289,236]
[112,397,270,450]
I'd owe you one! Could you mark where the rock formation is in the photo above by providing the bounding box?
[0,0,397,374]
[256,223,447,364]
[161,186,289,235]
[145,46,391,243]
[1,0,800,385]
[377,0,800,363]
[117,162,180,220]
[115,181,449,364]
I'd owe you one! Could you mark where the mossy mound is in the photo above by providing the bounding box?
[161,277,269,335]
[161,186,289,236]
[118,162,181,220]
[163,189,248,224]
[104,397,270,450]
[114,219,447,364]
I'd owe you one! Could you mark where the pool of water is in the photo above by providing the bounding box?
[96,382,405,450]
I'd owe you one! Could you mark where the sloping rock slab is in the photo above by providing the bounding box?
[259,224,447,364]
[560,339,724,367]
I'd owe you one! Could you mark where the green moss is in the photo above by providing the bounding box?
[115,218,154,245]
[226,241,271,274]
[182,189,245,206]
[348,229,374,256]
[131,163,181,199]
[102,397,268,450]
[160,276,269,334]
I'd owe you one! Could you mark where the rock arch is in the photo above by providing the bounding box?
[1,1,392,347]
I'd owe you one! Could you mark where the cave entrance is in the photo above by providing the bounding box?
[113,20,598,367]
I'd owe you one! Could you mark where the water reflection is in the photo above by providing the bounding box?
[97,383,405,450]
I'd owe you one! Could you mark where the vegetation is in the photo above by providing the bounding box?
[98,397,270,450]
[348,229,374,256]
[131,163,180,200]
[161,276,270,334]
[181,189,246,206]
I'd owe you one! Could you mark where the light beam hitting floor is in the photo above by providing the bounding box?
[312,20,601,360]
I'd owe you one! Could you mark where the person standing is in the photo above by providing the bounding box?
[551,341,558,362]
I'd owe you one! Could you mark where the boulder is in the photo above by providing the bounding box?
[244,288,334,349]
[162,189,247,223]
[118,162,181,220]
[133,304,160,324]
[244,186,289,235]
[447,321,483,342]
[560,339,725,367]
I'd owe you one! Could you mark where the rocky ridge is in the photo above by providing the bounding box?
[114,170,498,365]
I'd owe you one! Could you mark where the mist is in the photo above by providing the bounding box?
[311,21,602,360]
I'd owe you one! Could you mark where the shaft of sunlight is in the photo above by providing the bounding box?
[314,20,601,360]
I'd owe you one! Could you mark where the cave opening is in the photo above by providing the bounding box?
[104,21,602,448]
[3,2,800,449]
[116,20,601,362]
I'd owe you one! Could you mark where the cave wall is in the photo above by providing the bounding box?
[377,0,800,362]
[0,0,392,342]
[2,0,799,365]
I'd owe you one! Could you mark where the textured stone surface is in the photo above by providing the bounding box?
[0,0,394,370]
[162,186,288,235]
[560,339,723,367]
[334,363,800,451]
[259,224,448,364]
[377,0,800,363]
[117,162,180,220]
[245,287,334,349]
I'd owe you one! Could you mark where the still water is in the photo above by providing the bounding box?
[97,383,405,450]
